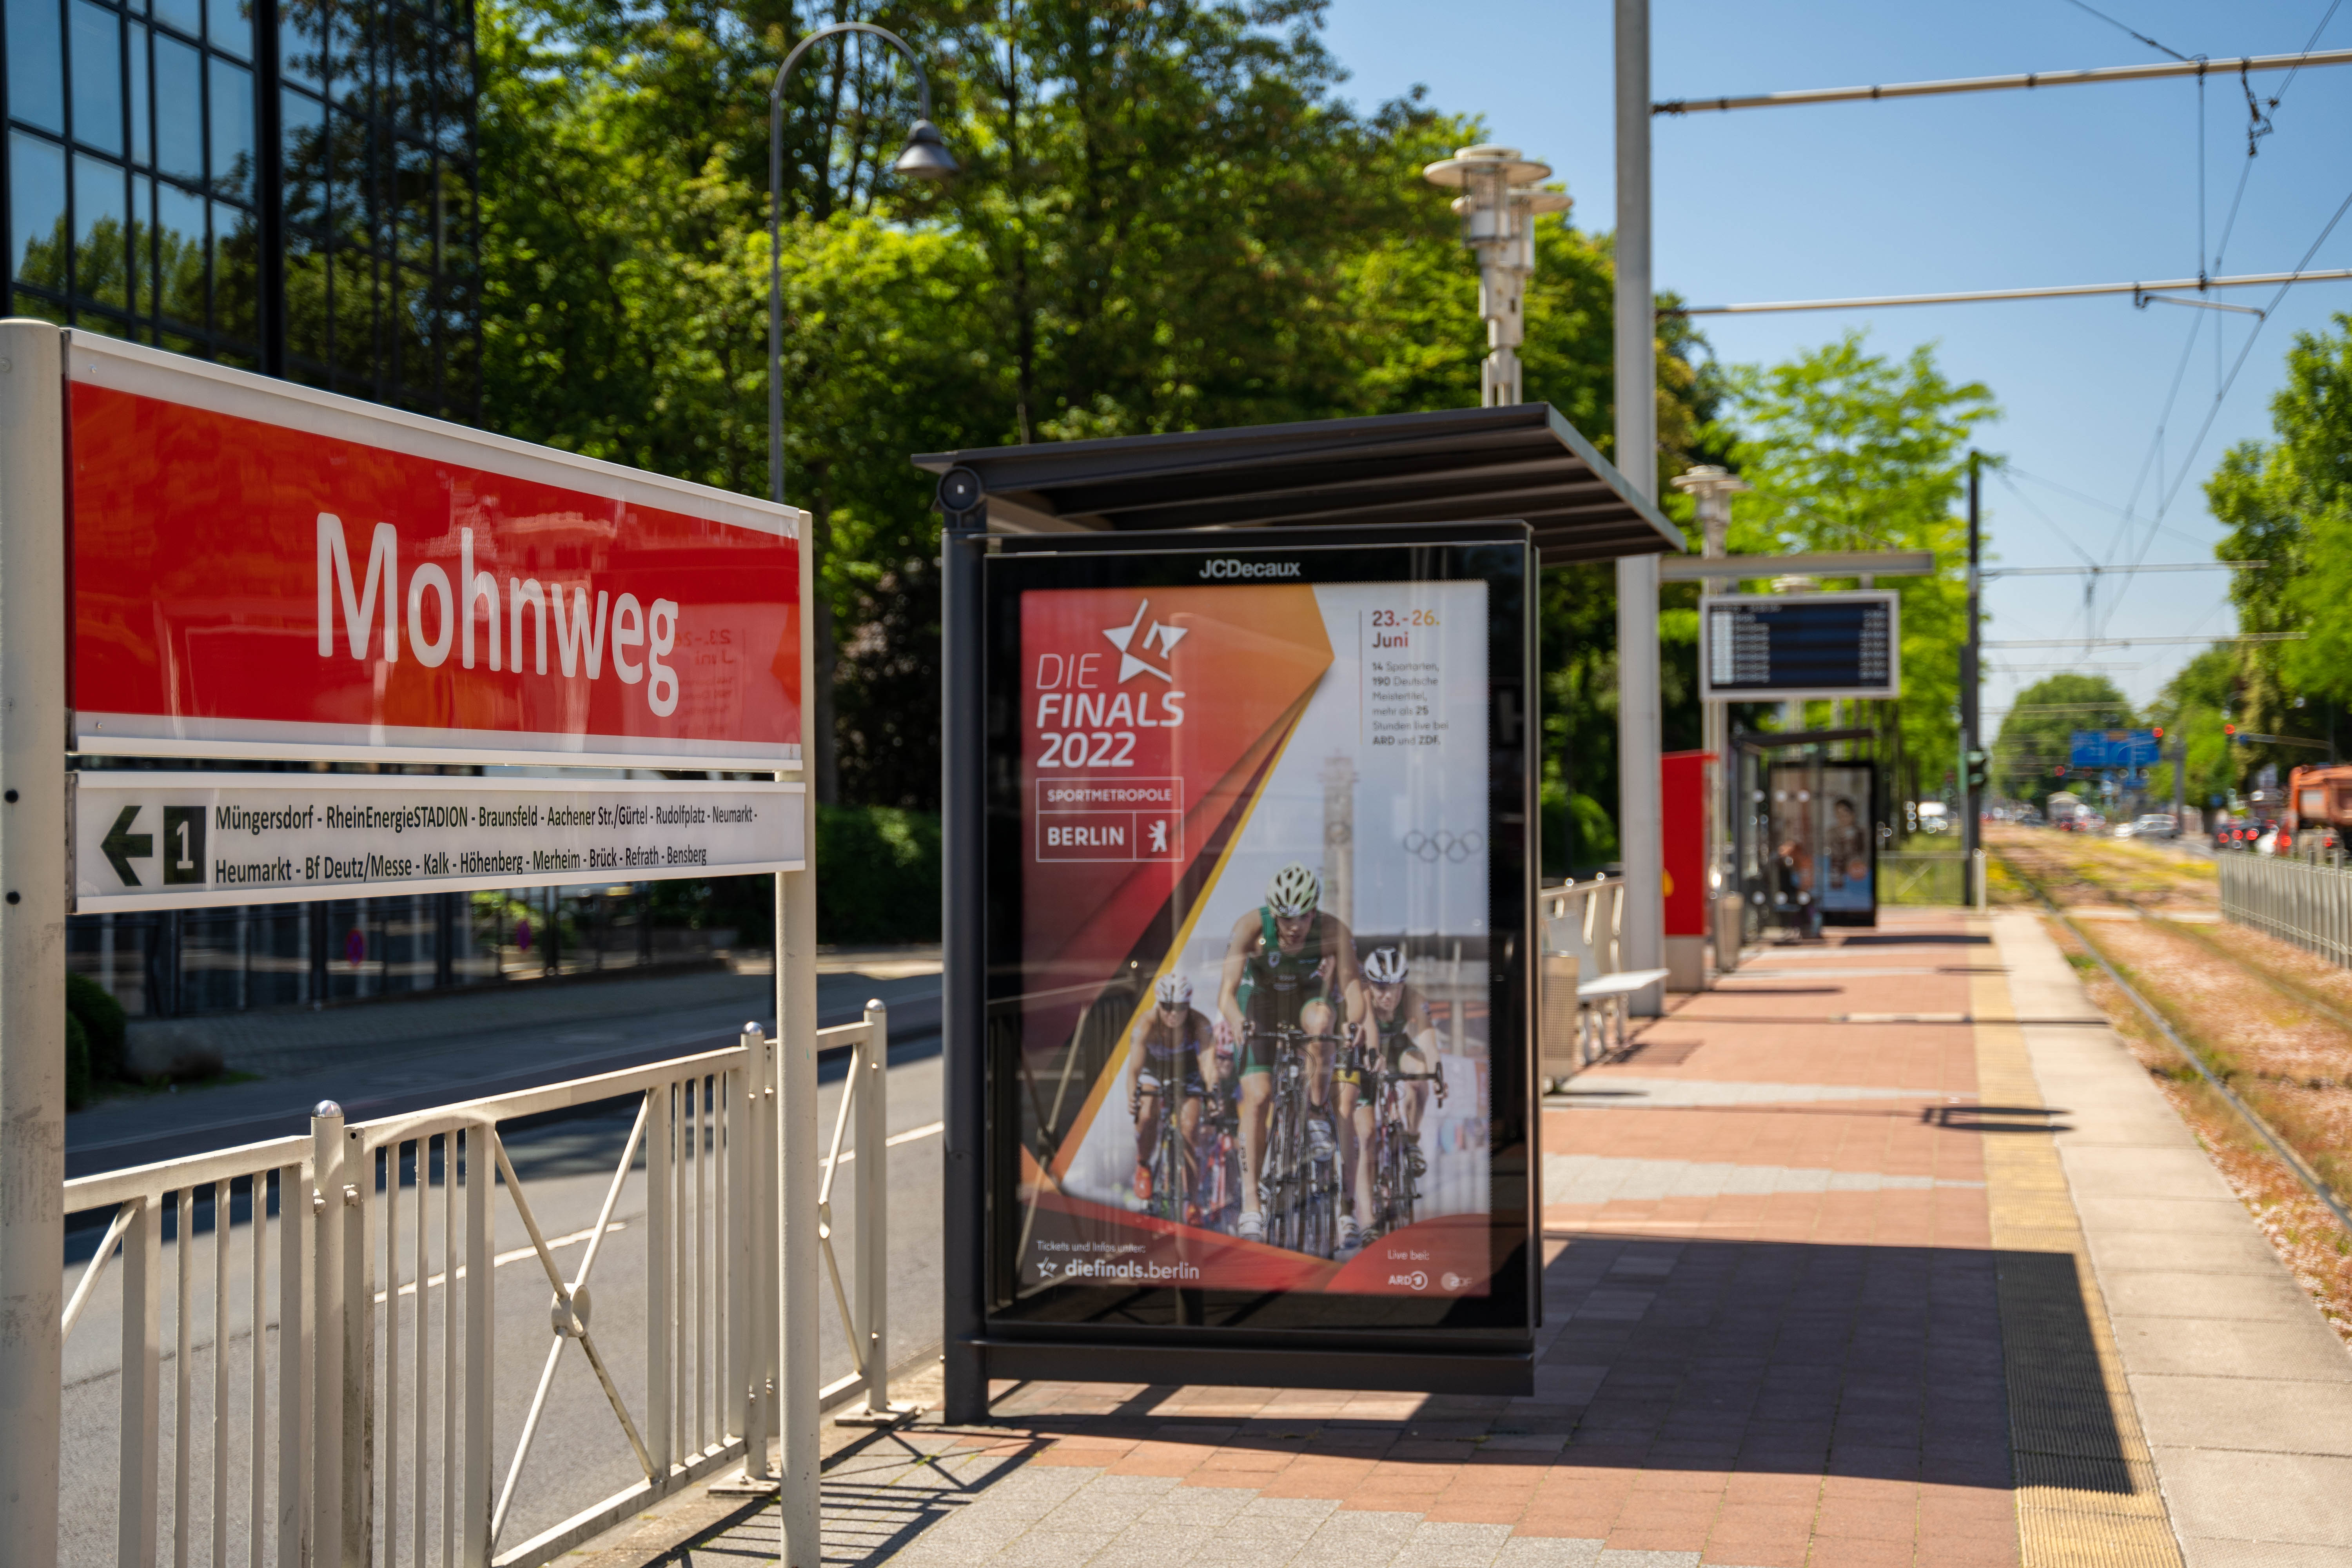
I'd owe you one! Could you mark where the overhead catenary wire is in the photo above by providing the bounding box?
[2103,179,2352,622]
[1652,46,2352,115]
[1666,265,2352,316]
[2058,0,2192,62]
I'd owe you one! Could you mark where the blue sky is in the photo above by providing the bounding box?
[1321,0,2352,723]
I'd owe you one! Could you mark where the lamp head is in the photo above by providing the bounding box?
[894,118,958,180]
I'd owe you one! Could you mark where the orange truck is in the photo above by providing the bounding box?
[2285,764,2352,850]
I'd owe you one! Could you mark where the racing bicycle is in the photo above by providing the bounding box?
[1250,1024,1343,1258]
[1363,1056,1446,1241]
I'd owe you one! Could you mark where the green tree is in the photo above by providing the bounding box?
[478,0,1725,842]
[2206,312,2352,781]
[2143,646,2240,810]
[1716,334,1998,805]
[1988,673,2131,806]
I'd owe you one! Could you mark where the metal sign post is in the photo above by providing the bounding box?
[0,318,71,1568]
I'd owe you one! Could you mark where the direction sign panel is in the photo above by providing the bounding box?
[68,335,804,770]
[73,774,806,913]
[2068,729,2160,769]
[1699,590,1900,702]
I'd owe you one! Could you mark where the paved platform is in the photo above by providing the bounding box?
[591,909,2352,1568]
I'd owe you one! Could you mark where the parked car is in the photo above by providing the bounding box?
[2132,813,2179,839]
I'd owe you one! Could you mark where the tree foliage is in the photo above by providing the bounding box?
[1988,673,2129,806]
[475,0,1982,878]
[2205,312,2352,783]
[2143,646,2239,811]
[1717,334,1998,804]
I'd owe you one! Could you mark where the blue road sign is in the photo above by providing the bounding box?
[2069,728,2160,769]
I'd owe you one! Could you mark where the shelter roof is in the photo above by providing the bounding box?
[911,405,1685,564]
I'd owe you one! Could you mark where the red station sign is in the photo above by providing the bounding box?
[67,336,803,770]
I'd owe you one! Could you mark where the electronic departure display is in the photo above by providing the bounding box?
[1699,590,1900,702]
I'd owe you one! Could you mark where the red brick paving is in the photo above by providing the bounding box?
[952,913,2022,1566]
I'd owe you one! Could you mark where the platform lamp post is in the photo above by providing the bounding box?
[1672,465,1751,895]
[1421,145,1572,406]
[769,24,956,508]
[765,27,953,1568]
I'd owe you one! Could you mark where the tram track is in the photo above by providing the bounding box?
[1993,835,2352,1238]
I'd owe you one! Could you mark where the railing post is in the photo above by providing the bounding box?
[647,1080,673,1476]
[118,1195,161,1568]
[279,1161,310,1568]
[857,1002,891,1417]
[729,1027,760,1475]
[461,1126,492,1568]
[310,1103,346,1568]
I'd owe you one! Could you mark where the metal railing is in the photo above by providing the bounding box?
[58,1004,892,1568]
[2220,850,2352,966]
[1881,851,1971,907]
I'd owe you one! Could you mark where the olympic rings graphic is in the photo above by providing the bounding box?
[1399,829,1484,864]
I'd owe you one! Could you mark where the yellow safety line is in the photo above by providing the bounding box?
[1970,917,2183,1568]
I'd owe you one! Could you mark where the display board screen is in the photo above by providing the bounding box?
[1700,591,1900,702]
[979,530,1534,1341]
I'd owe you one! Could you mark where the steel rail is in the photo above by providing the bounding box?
[1670,267,2352,316]
[1998,846,2352,1236]
[1655,47,2352,115]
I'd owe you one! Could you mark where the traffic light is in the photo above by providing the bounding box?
[2054,764,2069,779]
[2152,726,2165,740]
[1964,748,1989,792]
[2225,722,2238,743]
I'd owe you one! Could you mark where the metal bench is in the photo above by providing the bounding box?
[1538,876,1670,1089]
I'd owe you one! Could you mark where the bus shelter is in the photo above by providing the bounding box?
[913,404,1683,1420]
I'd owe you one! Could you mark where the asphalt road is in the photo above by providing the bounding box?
[56,1042,943,1566]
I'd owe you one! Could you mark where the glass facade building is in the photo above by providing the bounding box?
[2,0,613,1024]
[2,0,477,417]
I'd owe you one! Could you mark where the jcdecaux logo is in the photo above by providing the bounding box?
[1197,557,1300,580]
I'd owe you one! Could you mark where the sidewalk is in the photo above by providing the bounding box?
[67,954,941,1176]
[586,909,2352,1568]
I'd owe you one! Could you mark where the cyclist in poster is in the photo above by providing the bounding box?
[1214,861,1367,1245]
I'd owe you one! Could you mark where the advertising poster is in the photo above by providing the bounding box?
[983,535,1531,1334]
[1766,761,1877,926]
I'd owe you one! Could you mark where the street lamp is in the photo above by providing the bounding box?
[1421,145,1570,406]
[768,23,957,508]
[1672,464,1751,908]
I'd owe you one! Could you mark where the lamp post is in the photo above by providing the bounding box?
[769,23,956,508]
[1672,463,1750,900]
[1421,145,1571,406]
[764,28,952,1568]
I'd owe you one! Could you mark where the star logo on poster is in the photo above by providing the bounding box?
[1102,600,1187,684]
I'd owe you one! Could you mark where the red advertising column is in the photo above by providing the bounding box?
[1661,750,1714,989]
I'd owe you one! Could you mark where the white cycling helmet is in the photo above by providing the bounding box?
[1362,946,1407,986]
[1154,971,1192,1007]
[1265,861,1321,917]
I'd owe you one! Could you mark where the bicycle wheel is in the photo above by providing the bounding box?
[1151,1113,1181,1222]
[1387,1118,1416,1230]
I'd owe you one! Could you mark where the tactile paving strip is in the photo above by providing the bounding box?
[1972,949,2185,1568]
